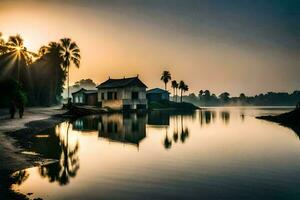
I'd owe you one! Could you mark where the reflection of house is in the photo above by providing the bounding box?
[98,114,146,145]
[97,76,148,110]
[147,111,170,126]
[72,115,99,132]
[72,88,98,106]
[146,88,170,102]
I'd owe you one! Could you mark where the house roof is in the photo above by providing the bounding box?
[72,88,86,95]
[97,76,147,89]
[84,90,97,94]
[147,88,170,94]
[72,88,97,95]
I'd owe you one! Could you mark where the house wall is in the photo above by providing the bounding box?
[146,92,169,102]
[86,93,98,106]
[98,86,147,110]
[72,92,86,104]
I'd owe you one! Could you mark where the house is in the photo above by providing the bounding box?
[96,76,148,110]
[72,88,98,106]
[146,88,170,102]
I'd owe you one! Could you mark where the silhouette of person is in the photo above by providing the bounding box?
[18,102,24,118]
[9,100,16,119]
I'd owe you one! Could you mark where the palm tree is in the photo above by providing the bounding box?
[4,35,36,81]
[178,81,189,103]
[179,81,185,102]
[160,70,171,91]
[32,42,66,105]
[171,80,178,102]
[60,38,81,103]
[0,32,6,55]
[183,84,189,94]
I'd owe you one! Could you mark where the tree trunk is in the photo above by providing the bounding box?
[173,88,175,101]
[67,65,70,103]
[181,89,183,102]
[165,83,167,91]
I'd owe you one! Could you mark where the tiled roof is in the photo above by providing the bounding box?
[72,88,97,95]
[97,76,147,89]
[147,88,170,94]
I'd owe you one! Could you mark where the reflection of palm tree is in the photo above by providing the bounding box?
[221,111,230,124]
[163,127,172,149]
[0,170,29,199]
[180,127,189,143]
[8,170,29,186]
[173,115,179,142]
[38,122,80,185]
[60,38,81,101]
[59,122,80,185]
[178,114,190,143]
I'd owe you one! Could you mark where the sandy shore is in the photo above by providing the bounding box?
[0,107,68,173]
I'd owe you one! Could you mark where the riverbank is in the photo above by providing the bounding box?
[257,107,300,137]
[0,107,70,200]
[0,107,69,172]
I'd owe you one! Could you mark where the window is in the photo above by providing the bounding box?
[132,92,139,100]
[107,92,113,100]
[101,93,105,100]
[107,92,117,100]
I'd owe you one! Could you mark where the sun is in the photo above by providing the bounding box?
[15,46,22,51]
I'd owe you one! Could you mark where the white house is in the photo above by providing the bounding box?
[96,76,148,110]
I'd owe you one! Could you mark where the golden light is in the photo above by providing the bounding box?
[15,46,22,51]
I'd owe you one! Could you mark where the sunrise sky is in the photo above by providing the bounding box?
[0,0,299,96]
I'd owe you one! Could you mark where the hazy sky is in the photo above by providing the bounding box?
[0,0,299,95]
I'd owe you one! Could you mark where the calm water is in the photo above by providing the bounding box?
[11,107,300,200]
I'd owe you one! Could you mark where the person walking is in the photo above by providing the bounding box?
[9,100,16,119]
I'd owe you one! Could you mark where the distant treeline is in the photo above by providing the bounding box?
[176,90,300,106]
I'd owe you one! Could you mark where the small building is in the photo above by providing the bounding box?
[146,88,170,102]
[72,88,98,106]
[96,76,148,110]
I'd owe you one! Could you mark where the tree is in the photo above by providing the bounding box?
[171,80,178,102]
[219,92,230,103]
[179,81,188,102]
[7,35,37,80]
[60,38,81,102]
[160,70,171,91]
[0,32,6,55]
[30,42,66,105]
[198,90,204,99]
[0,34,36,82]
[183,84,189,97]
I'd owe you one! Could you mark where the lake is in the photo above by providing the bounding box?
[11,107,300,200]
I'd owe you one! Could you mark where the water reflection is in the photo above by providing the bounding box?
[98,114,147,146]
[29,124,80,185]
[10,107,300,200]
[221,111,230,125]
[199,110,217,125]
